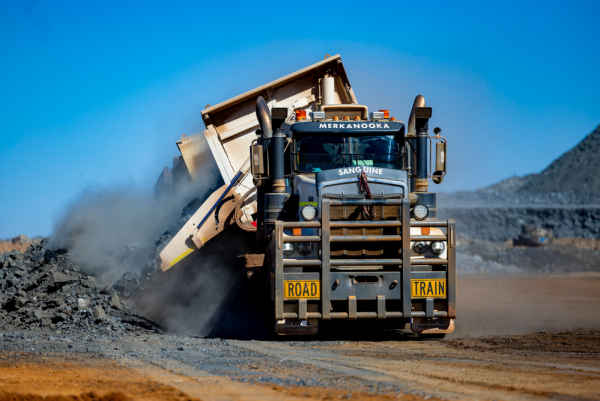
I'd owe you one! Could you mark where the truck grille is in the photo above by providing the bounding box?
[329,197,403,257]
[329,204,402,220]
[330,226,401,257]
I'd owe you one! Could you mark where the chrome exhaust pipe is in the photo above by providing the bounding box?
[407,95,430,192]
[407,94,426,137]
[255,96,289,227]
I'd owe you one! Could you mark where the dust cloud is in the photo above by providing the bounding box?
[49,133,220,287]
[49,177,213,285]
[132,228,268,338]
[46,136,261,337]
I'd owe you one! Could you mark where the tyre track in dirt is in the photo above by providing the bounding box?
[232,334,600,401]
[1,329,599,400]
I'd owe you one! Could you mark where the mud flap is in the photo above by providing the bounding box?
[411,318,455,335]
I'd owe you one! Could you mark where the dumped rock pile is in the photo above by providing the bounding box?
[0,240,157,333]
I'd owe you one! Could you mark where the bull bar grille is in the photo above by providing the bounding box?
[274,198,456,320]
[329,201,402,256]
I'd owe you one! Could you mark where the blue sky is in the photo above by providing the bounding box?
[1,0,599,238]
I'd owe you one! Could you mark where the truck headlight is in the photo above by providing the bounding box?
[412,241,427,254]
[413,204,428,220]
[431,241,445,254]
[301,205,317,220]
[283,243,294,253]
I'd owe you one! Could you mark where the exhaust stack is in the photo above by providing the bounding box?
[256,96,273,139]
[408,95,432,193]
[407,94,426,137]
[256,97,289,225]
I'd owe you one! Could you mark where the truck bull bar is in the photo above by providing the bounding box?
[273,198,456,321]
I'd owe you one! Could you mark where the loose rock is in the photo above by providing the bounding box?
[0,240,158,333]
[110,293,121,309]
[93,306,107,321]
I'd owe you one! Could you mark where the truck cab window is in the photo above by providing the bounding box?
[294,134,403,172]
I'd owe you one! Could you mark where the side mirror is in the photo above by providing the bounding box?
[432,128,445,184]
[432,140,446,184]
[250,143,268,183]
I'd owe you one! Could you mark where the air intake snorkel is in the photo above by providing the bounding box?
[408,95,432,193]
[256,96,289,227]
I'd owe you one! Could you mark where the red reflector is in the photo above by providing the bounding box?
[251,220,257,227]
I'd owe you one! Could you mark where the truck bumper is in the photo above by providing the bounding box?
[271,198,456,330]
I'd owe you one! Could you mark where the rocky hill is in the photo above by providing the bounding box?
[440,124,600,241]
[483,125,600,201]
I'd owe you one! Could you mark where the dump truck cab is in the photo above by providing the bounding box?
[251,98,455,336]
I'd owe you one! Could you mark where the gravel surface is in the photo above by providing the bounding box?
[1,326,599,401]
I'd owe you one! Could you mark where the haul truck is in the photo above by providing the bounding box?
[160,55,455,336]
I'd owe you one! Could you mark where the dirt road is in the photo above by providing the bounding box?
[455,273,600,337]
[1,274,599,401]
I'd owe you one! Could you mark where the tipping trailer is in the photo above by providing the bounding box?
[159,55,455,336]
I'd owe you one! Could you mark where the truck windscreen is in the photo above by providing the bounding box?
[294,134,403,172]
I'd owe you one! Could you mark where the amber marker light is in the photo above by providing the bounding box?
[354,115,360,121]
[292,228,302,236]
[333,115,339,121]
[421,227,431,236]
[295,110,307,121]
[379,109,390,119]
[343,115,350,121]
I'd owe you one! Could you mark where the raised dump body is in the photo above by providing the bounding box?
[160,55,358,271]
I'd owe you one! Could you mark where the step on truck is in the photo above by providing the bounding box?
[159,55,456,336]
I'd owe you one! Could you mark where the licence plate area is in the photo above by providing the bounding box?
[284,280,320,299]
[282,273,447,301]
[284,272,403,301]
[411,278,446,299]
